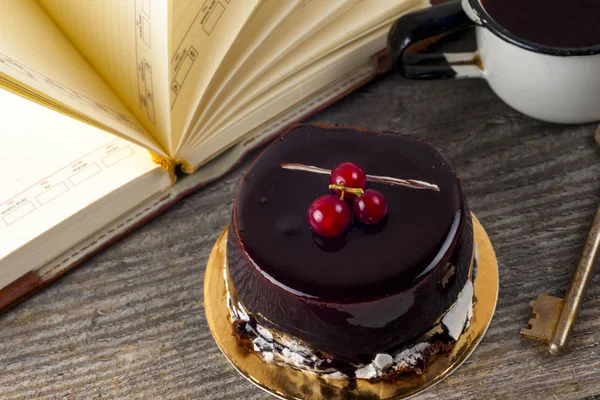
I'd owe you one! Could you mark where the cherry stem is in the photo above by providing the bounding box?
[280,163,440,192]
[329,184,364,199]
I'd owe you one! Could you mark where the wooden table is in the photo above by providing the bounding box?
[1,73,600,400]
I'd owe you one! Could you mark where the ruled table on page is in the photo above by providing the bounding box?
[168,0,260,149]
[0,89,159,269]
[0,0,164,153]
[38,0,172,150]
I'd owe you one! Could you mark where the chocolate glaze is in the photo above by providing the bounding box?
[228,124,473,362]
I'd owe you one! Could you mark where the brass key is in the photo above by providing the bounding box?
[521,203,600,353]
[521,125,600,353]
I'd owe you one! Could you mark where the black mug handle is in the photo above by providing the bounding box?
[387,0,479,80]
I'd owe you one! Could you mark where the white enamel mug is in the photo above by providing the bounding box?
[388,0,600,124]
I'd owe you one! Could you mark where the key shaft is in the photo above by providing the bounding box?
[548,202,600,354]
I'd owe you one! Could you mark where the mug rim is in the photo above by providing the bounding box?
[467,0,600,56]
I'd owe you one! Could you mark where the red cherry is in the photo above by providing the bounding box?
[353,189,388,224]
[307,195,351,237]
[330,162,367,200]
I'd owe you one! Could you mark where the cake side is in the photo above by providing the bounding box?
[225,230,476,379]
[228,209,472,362]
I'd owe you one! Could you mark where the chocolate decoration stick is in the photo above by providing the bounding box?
[280,163,440,192]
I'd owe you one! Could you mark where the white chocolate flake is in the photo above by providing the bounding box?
[442,279,474,340]
[253,337,273,351]
[281,337,311,354]
[257,325,274,342]
[324,371,348,380]
[237,302,250,322]
[291,352,308,365]
[394,342,430,369]
[355,364,378,380]
[465,298,474,330]
[374,353,394,370]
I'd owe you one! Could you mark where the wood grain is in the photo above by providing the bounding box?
[1,73,600,400]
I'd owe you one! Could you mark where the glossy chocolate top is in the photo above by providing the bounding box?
[234,124,462,302]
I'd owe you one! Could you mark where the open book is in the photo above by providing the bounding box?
[0,0,427,311]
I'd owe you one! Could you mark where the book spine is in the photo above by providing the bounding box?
[0,272,42,312]
[150,152,177,182]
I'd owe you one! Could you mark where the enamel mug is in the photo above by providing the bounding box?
[387,0,600,124]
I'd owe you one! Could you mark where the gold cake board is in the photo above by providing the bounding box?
[204,214,499,400]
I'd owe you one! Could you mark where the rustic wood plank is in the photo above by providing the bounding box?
[1,73,600,400]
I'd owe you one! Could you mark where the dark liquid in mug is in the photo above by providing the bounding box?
[481,0,600,48]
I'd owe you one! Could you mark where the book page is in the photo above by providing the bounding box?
[199,0,425,139]
[180,0,358,151]
[0,88,168,278]
[38,0,172,153]
[0,0,164,156]
[172,0,302,155]
[168,0,260,153]
[179,25,389,166]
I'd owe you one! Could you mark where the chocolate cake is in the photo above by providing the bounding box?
[225,123,475,380]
